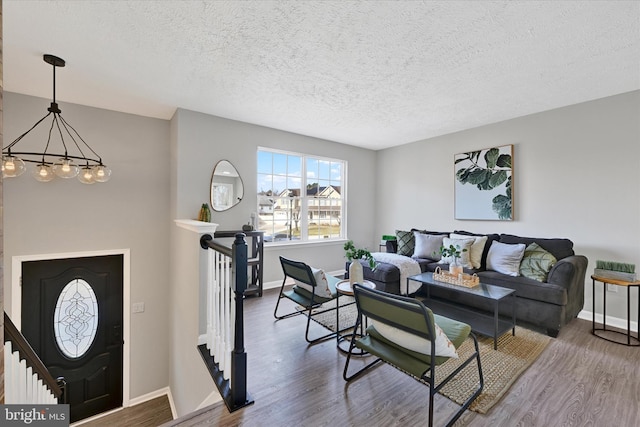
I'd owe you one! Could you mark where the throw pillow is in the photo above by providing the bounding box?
[437,237,474,269]
[520,243,557,282]
[486,241,526,277]
[396,230,415,257]
[371,319,458,358]
[413,232,446,260]
[294,267,332,298]
[450,233,488,269]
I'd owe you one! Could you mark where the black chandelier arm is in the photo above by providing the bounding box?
[58,114,103,162]
[3,151,103,166]
[51,114,71,157]
[3,111,53,151]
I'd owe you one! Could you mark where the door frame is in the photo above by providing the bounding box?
[11,249,131,407]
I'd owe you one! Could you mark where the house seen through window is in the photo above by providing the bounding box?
[257,148,345,243]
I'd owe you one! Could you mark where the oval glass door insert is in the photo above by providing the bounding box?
[54,278,99,359]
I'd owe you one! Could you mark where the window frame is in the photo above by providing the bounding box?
[257,147,347,245]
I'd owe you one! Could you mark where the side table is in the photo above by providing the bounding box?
[591,275,640,346]
[335,280,375,354]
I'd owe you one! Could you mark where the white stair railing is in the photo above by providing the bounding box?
[3,312,65,404]
[4,341,58,404]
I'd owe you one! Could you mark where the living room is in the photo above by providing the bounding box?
[2,1,639,425]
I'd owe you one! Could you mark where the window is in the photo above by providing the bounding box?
[257,148,345,243]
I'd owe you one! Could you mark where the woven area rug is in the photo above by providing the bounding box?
[309,299,551,414]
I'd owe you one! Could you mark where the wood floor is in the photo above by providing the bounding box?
[164,288,639,427]
[75,395,173,427]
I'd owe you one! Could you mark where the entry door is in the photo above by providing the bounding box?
[21,255,123,423]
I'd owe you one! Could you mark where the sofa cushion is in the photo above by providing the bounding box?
[450,233,488,269]
[499,234,574,260]
[395,230,415,256]
[453,230,500,270]
[486,241,526,276]
[477,271,567,305]
[520,243,557,282]
[413,232,446,260]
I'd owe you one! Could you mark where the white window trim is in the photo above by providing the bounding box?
[257,146,347,245]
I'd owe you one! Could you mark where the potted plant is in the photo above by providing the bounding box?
[438,244,467,276]
[344,240,377,285]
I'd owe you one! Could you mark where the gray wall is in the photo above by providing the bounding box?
[171,108,379,277]
[168,108,378,415]
[375,90,640,323]
[3,92,171,400]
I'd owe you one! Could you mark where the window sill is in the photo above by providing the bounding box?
[264,238,348,249]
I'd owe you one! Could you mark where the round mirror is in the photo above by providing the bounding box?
[210,160,244,212]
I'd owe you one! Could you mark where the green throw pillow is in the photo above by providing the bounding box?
[396,230,415,256]
[519,243,557,282]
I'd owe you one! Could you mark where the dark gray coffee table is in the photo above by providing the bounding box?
[407,272,516,350]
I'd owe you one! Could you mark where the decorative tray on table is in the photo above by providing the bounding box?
[433,266,480,288]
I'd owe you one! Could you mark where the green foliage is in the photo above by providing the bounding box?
[456,148,512,219]
[596,260,636,273]
[344,240,377,270]
[436,244,468,264]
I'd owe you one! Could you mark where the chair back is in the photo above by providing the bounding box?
[353,283,437,342]
[279,256,317,287]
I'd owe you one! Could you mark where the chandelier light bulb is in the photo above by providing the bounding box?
[33,163,56,182]
[78,166,96,184]
[2,155,27,178]
[92,164,112,182]
[53,157,79,179]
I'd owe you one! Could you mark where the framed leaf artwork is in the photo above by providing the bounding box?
[454,144,513,220]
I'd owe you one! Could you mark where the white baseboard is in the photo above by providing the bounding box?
[577,310,638,332]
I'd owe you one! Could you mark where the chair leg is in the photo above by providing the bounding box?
[273,280,304,320]
[342,322,383,381]
[439,332,484,427]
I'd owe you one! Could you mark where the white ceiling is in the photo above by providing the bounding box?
[4,1,640,150]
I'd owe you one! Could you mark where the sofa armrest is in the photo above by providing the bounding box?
[547,255,588,321]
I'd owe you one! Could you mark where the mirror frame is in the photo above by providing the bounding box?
[210,159,244,212]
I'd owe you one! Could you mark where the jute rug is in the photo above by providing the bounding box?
[307,298,551,414]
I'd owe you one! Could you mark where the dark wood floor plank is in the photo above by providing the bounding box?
[77,395,173,427]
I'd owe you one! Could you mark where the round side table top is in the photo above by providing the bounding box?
[336,280,375,296]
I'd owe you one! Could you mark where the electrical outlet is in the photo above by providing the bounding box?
[132,302,145,313]
[606,284,618,293]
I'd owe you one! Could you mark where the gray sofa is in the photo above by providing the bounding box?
[357,230,588,337]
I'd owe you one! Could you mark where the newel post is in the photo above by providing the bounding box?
[231,233,250,407]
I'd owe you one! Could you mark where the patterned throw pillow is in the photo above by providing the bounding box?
[396,230,415,256]
[294,267,332,297]
[519,243,557,282]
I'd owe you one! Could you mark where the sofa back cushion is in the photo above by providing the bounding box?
[499,234,574,260]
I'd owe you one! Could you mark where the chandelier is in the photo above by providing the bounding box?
[2,54,111,184]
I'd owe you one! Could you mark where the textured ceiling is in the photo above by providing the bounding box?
[3,1,640,150]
